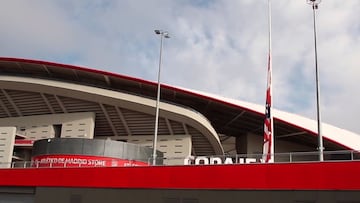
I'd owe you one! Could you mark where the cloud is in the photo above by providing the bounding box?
[0,0,359,134]
[0,1,81,57]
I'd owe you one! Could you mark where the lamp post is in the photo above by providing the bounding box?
[152,29,170,165]
[307,0,324,161]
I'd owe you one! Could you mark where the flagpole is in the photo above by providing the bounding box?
[263,0,274,163]
[268,0,274,163]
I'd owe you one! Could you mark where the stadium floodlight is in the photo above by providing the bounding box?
[155,30,170,38]
[307,0,324,161]
[152,29,170,165]
[307,0,321,9]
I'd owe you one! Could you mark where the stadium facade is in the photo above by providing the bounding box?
[0,57,360,203]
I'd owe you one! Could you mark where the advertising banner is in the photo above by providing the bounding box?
[32,154,149,168]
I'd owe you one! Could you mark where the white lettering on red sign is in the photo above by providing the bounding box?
[184,156,258,165]
[36,157,106,166]
[31,155,149,168]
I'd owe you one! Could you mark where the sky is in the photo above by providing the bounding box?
[0,1,359,134]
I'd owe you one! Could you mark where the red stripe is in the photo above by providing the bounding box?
[15,139,34,145]
[1,161,360,190]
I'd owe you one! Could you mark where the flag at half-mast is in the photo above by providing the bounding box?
[263,54,274,163]
[263,0,274,163]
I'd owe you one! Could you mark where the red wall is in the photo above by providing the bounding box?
[1,161,360,190]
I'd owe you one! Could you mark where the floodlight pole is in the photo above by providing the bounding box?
[307,0,324,161]
[152,29,170,165]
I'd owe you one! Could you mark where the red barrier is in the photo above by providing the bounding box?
[1,161,360,190]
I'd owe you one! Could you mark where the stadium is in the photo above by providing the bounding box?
[0,57,360,202]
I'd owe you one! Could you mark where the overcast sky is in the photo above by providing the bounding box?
[1,1,359,134]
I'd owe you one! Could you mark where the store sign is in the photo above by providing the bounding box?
[183,156,259,165]
[32,154,149,168]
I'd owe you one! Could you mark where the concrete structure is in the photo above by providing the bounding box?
[31,138,160,167]
[0,127,16,168]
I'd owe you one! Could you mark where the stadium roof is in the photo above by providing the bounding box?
[0,57,359,153]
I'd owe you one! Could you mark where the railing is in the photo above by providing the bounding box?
[1,150,360,169]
